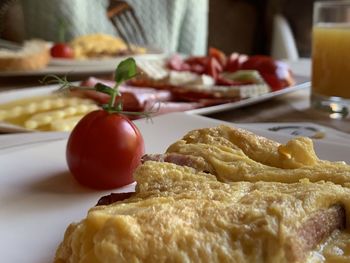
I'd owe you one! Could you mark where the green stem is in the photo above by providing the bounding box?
[58,19,67,42]
[107,83,123,112]
[108,88,118,110]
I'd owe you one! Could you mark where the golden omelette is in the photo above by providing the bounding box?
[54,125,350,263]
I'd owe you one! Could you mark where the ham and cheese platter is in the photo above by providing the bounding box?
[0,52,310,133]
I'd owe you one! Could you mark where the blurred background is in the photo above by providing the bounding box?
[1,0,314,59]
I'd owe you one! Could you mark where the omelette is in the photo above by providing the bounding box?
[55,125,350,263]
[160,125,350,186]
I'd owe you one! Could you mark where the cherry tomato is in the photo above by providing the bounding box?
[50,43,74,58]
[66,110,145,189]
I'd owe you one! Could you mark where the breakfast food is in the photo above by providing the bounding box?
[69,33,146,59]
[55,161,350,263]
[128,48,295,106]
[66,109,145,189]
[55,125,350,262]
[64,57,146,190]
[50,42,74,59]
[77,77,204,117]
[74,48,298,115]
[0,39,50,71]
[0,94,98,131]
[160,125,350,185]
[166,50,295,91]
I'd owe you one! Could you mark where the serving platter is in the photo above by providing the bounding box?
[49,52,165,67]
[187,75,310,115]
[0,53,166,77]
[0,112,350,263]
[0,72,310,133]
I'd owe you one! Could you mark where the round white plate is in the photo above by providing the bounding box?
[49,52,166,67]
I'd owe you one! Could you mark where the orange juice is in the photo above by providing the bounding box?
[312,25,350,98]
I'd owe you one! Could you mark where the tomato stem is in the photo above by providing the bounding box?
[106,82,123,113]
[108,88,117,111]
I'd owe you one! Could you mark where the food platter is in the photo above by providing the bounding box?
[187,75,310,115]
[0,53,166,77]
[0,112,349,263]
[49,52,165,67]
[0,72,310,133]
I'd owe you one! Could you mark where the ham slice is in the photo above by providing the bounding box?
[74,77,173,111]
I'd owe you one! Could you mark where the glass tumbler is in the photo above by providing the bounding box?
[311,0,350,118]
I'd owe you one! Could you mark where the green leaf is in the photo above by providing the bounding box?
[95,83,114,96]
[115,58,137,84]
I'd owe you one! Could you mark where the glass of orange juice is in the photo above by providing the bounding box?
[311,0,350,118]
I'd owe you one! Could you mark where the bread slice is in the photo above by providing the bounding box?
[54,161,350,263]
[0,39,50,71]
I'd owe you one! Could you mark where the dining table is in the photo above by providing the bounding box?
[2,57,350,263]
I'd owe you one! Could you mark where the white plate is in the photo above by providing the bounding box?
[0,75,310,133]
[0,53,166,77]
[187,75,310,115]
[1,112,350,263]
[49,57,122,67]
[49,53,166,67]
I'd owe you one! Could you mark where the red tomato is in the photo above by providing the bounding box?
[66,110,145,189]
[225,53,248,72]
[240,55,277,74]
[205,57,222,80]
[240,55,294,90]
[209,47,227,67]
[50,43,74,58]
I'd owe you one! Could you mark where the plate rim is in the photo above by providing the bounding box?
[187,78,310,115]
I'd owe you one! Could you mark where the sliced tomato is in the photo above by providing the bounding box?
[241,55,294,90]
[205,57,223,80]
[225,53,248,72]
[209,47,227,67]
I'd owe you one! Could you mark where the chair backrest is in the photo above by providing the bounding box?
[271,14,299,61]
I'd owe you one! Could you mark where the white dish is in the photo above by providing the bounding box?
[49,57,122,67]
[187,75,310,115]
[0,75,310,133]
[49,53,165,67]
[0,53,166,77]
[0,64,115,77]
[1,112,350,263]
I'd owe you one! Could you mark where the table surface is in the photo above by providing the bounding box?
[206,87,350,134]
[1,58,349,134]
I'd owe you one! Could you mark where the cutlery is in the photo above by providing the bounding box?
[107,0,148,51]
